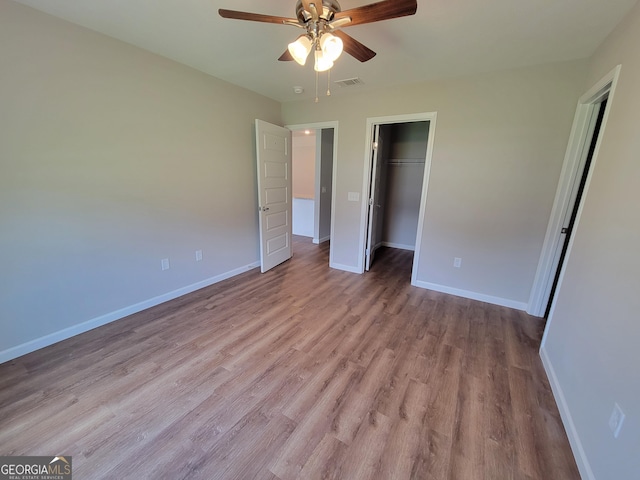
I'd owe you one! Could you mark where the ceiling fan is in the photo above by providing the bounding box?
[218,0,418,72]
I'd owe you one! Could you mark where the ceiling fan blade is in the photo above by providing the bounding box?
[218,9,297,25]
[278,50,294,61]
[333,30,376,62]
[333,0,417,27]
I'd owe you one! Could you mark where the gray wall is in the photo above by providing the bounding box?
[317,129,334,243]
[381,122,428,249]
[0,1,281,358]
[282,60,587,306]
[541,1,640,477]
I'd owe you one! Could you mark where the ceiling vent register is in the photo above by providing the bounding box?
[334,77,364,87]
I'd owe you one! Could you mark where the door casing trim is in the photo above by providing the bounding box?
[359,112,438,285]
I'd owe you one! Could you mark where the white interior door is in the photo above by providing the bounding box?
[365,125,385,271]
[255,119,292,273]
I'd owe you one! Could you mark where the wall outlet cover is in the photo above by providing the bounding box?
[608,403,625,438]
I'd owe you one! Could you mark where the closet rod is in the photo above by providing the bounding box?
[387,161,425,165]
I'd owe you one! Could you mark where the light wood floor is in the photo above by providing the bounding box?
[0,237,580,479]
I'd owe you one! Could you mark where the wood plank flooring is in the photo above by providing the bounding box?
[0,237,580,479]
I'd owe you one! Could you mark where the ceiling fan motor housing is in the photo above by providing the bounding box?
[295,0,341,23]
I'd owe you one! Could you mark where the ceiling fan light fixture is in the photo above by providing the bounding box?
[319,32,343,62]
[314,48,334,72]
[288,35,313,65]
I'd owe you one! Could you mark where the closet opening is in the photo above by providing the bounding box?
[363,120,430,278]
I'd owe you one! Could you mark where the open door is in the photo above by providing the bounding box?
[365,125,385,270]
[255,119,292,273]
[543,99,607,317]
[528,66,620,317]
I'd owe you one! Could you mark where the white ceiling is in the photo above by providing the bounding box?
[12,0,638,102]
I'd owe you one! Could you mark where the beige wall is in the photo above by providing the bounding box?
[542,1,640,478]
[292,132,316,199]
[0,0,281,357]
[282,61,587,305]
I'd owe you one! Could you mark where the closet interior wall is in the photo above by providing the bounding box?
[378,121,429,251]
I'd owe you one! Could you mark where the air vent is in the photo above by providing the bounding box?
[334,77,364,88]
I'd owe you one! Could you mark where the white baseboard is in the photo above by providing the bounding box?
[330,262,362,274]
[411,280,528,311]
[540,346,594,480]
[0,261,260,364]
[380,241,415,251]
[313,235,331,245]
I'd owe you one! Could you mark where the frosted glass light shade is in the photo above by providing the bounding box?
[288,35,313,65]
[320,33,343,62]
[314,49,334,72]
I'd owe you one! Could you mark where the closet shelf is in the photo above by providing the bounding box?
[387,158,425,165]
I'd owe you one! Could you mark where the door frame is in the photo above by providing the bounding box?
[286,121,339,264]
[527,65,621,317]
[359,112,438,284]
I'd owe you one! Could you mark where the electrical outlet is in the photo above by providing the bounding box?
[195,250,203,262]
[454,257,462,268]
[161,258,170,271]
[608,403,625,438]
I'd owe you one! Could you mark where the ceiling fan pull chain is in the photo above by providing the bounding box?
[327,68,331,96]
[315,70,319,103]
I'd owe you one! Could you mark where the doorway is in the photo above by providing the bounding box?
[287,122,338,263]
[361,112,437,282]
[528,65,621,318]
[292,129,317,238]
[254,120,337,273]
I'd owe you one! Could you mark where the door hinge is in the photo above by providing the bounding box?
[369,198,373,206]
[372,141,378,150]
[365,248,370,256]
